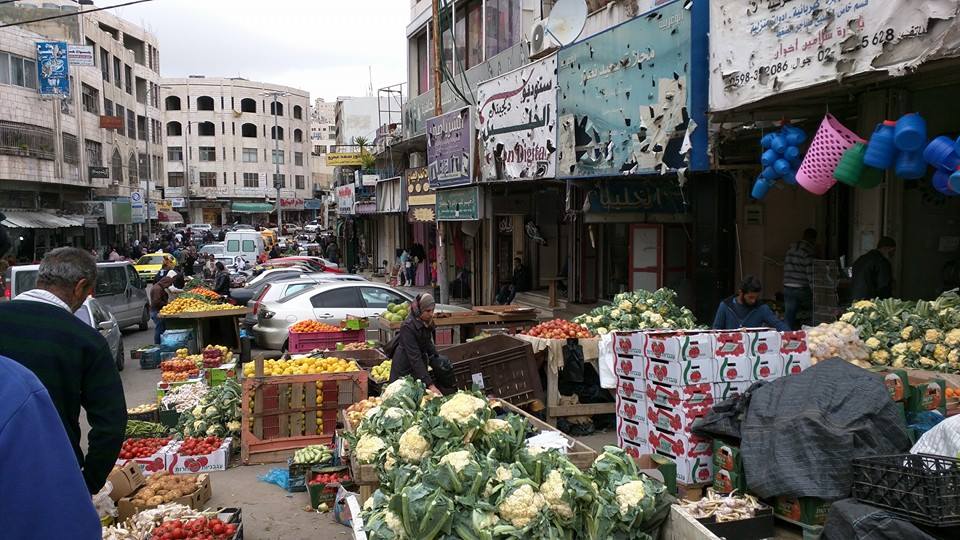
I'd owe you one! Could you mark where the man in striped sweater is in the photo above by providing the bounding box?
[0,247,127,494]
[783,228,817,330]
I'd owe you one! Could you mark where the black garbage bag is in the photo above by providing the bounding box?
[691,381,766,443]
[560,339,585,385]
[741,359,911,499]
[823,499,939,540]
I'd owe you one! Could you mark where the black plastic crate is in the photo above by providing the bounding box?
[852,453,960,527]
[442,335,543,406]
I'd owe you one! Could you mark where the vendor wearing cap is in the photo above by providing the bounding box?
[388,293,443,395]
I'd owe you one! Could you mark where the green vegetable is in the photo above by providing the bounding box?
[125,420,169,437]
[572,288,700,332]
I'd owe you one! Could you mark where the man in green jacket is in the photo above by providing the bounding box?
[0,247,127,494]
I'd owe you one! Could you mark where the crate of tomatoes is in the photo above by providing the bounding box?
[288,320,365,354]
[166,436,232,475]
[307,466,353,509]
[150,509,241,540]
[116,437,173,475]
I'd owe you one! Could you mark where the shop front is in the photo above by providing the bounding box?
[405,167,436,287]
[375,176,405,274]
[436,185,483,303]
[229,201,274,226]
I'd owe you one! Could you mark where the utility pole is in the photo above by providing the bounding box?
[144,101,151,239]
[431,0,449,304]
[263,91,288,235]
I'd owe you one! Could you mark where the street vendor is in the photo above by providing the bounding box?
[388,293,446,395]
[712,276,789,331]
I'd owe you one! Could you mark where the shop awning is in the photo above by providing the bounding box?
[1,211,83,229]
[158,210,186,223]
[231,202,276,214]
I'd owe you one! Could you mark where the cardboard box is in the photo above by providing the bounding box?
[117,474,212,522]
[751,355,784,381]
[647,356,715,385]
[115,441,174,476]
[780,331,808,355]
[645,332,714,362]
[620,439,652,462]
[713,331,749,361]
[615,355,645,379]
[713,381,753,401]
[645,401,710,435]
[882,370,910,402]
[715,355,752,383]
[654,449,713,485]
[782,352,811,376]
[645,380,714,409]
[107,461,145,502]
[647,426,712,458]
[616,396,645,424]
[713,467,747,494]
[617,417,645,446]
[712,440,742,472]
[773,496,831,526]
[205,362,237,387]
[617,376,645,401]
[613,332,646,357]
[907,379,946,415]
[166,437,232,474]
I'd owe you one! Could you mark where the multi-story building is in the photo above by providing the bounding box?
[160,77,312,226]
[310,98,336,230]
[0,0,163,259]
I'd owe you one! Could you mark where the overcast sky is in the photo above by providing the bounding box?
[112,0,409,102]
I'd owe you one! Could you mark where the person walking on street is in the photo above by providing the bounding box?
[325,240,339,264]
[0,247,127,495]
[107,245,122,262]
[851,237,896,301]
[713,276,789,331]
[783,228,817,330]
[150,274,173,344]
[388,293,447,395]
[496,257,529,304]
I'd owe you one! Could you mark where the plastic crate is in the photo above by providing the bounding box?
[852,453,960,526]
[442,334,543,405]
[287,458,312,493]
[128,407,160,423]
[307,466,352,508]
[158,407,181,429]
[288,329,366,353]
[139,348,162,369]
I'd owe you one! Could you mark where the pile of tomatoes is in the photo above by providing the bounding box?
[151,517,237,540]
[290,320,342,333]
[308,470,350,486]
[120,437,171,459]
[178,436,223,456]
[161,358,199,373]
[524,319,594,339]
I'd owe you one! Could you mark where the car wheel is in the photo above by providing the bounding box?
[116,340,125,372]
[138,305,149,331]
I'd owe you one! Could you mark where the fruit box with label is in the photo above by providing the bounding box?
[620,439,652,463]
[615,355,646,379]
[116,442,174,476]
[646,356,716,386]
[117,474,212,522]
[166,437,232,474]
[880,370,910,402]
[617,417,646,446]
[782,352,811,376]
[617,376,645,401]
[613,332,647,358]
[743,329,782,357]
[713,467,747,494]
[751,355,784,382]
[645,331,715,363]
[645,380,715,410]
[780,330,808,356]
[773,496,831,526]
[647,426,712,459]
[653,448,713,485]
[714,355,752,383]
[907,379,946,415]
[205,362,237,387]
[712,439,742,472]
[645,401,710,435]
[713,380,753,401]
[107,461,146,502]
[617,396,645,424]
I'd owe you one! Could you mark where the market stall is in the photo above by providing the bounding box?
[373,303,538,346]
[159,288,251,350]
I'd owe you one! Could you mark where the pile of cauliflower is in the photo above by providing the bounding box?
[573,287,699,334]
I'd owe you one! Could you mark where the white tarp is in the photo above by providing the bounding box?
[710,0,960,111]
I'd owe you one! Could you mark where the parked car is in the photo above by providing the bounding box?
[75,296,124,371]
[242,275,367,331]
[233,269,364,304]
[304,220,321,233]
[253,282,469,350]
[187,223,212,233]
[269,256,340,272]
[4,261,150,331]
[134,252,176,282]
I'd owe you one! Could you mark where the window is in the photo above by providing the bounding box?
[126,265,142,289]
[295,174,305,189]
[270,101,284,116]
[139,152,150,180]
[85,139,102,166]
[226,239,239,252]
[111,149,123,182]
[165,95,181,111]
[272,150,284,164]
[310,287,363,308]
[126,110,136,139]
[328,133,335,140]
[166,121,182,136]
[100,48,109,81]
[271,126,284,140]
[273,173,286,188]
[127,151,138,184]
[96,267,127,297]
[113,105,125,136]
[486,0,520,59]
[455,1,483,69]
[199,171,217,187]
[167,171,184,187]
[416,32,430,94]
[113,56,121,88]
[81,84,100,114]
[294,152,304,166]
[2,52,38,89]
[241,123,256,137]
[242,240,256,253]
[167,146,183,161]
[242,148,258,162]
[62,133,78,164]
[124,64,132,94]
[196,95,214,111]
[199,146,216,161]
[314,145,326,154]
[293,128,303,142]
[243,172,259,187]
[103,98,113,116]
[293,105,303,119]
[359,286,406,309]
[241,98,256,113]
[197,121,215,136]
[284,283,314,297]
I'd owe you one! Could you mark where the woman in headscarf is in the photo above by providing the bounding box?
[387,293,450,394]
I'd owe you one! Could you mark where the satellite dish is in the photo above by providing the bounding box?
[546,0,587,46]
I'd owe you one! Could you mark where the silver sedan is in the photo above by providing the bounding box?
[75,296,124,371]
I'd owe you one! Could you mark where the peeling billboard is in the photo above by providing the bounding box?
[710,0,960,111]
[556,0,709,179]
[477,54,557,180]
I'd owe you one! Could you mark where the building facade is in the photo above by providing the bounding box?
[160,77,313,226]
[310,98,336,229]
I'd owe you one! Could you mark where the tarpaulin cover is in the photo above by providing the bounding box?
[741,359,911,499]
[823,499,938,540]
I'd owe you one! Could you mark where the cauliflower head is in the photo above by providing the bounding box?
[483,418,510,434]
[498,483,545,528]
[383,510,404,536]
[540,470,574,519]
[615,480,647,516]
[438,392,487,424]
[439,450,473,473]
[355,435,387,463]
[397,425,430,463]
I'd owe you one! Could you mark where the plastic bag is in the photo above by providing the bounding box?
[598,332,617,389]
[257,468,290,490]
[803,322,870,366]
[93,480,118,520]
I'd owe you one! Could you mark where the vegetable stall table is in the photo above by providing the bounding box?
[160,307,251,350]
[372,306,538,346]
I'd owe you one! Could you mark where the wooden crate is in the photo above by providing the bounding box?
[241,361,367,465]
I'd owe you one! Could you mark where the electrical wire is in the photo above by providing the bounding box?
[0,0,156,29]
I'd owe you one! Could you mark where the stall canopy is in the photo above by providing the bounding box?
[158,210,185,223]
[231,202,275,214]
[1,211,83,228]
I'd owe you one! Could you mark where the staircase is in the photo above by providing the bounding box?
[513,290,568,319]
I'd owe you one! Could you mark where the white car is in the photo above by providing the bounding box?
[75,297,124,371]
[188,223,212,233]
[304,220,321,233]
[253,281,469,350]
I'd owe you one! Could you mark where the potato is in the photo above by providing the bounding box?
[146,496,163,506]
[139,489,156,499]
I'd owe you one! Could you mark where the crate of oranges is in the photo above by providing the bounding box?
[287,320,365,354]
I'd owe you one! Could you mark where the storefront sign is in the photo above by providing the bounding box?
[105,200,132,225]
[130,189,145,224]
[361,174,379,187]
[99,115,124,130]
[436,186,482,221]
[710,1,956,111]
[36,41,69,97]
[355,201,377,214]
[477,54,557,180]
[406,167,435,222]
[169,198,186,209]
[337,184,355,215]
[148,201,158,220]
[557,0,708,178]
[304,199,323,210]
[88,165,109,179]
[426,106,474,189]
[67,45,94,66]
[156,200,172,211]
[328,152,363,166]
[585,178,688,215]
[280,197,305,210]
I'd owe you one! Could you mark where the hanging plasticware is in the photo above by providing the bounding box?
[894,113,927,152]
[863,121,898,169]
[923,136,960,196]
[933,170,955,196]
[796,114,863,195]
[752,124,807,200]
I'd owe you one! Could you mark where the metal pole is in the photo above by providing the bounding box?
[144,101,151,239]
[183,119,191,224]
[432,0,449,303]
[272,93,282,236]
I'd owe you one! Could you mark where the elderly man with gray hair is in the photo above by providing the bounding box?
[0,247,127,494]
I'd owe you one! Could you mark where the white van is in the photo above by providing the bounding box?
[224,230,265,265]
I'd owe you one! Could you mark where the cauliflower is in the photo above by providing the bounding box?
[891,342,908,356]
[397,426,430,463]
[383,510,404,536]
[949,349,960,364]
[226,420,241,432]
[438,393,487,424]
[192,406,203,416]
[615,480,647,516]
[901,326,915,340]
[381,379,407,401]
[364,406,382,419]
[610,309,622,319]
[893,355,906,368]
[618,301,633,312]
[355,435,387,463]
[597,327,609,335]
[919,356,936,367]
[925,329,943,343]
[946,329,960,347]
[205,405,218,416]
[935,344,949,361]
[495,465,513,482]
[526,445,546,456]
[383,448,397,471]
[540,470,574,520]
[865,337,881,350]
[498,483,545,528]
[910,340,923,354]
[853,300,876,310]
[871,350,890,364]
[840,312,855,323]
[384,407,407,420]
[483,418,509,434]
[439,450,472,473]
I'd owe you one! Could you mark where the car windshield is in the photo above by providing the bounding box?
[137,255,164,265]
[200,244,224,255]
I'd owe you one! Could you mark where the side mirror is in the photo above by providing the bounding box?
[98,321,114,332]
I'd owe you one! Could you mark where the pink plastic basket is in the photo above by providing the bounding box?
[796,114,865,195]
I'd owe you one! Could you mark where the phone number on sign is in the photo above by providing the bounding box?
[725,61,792,89]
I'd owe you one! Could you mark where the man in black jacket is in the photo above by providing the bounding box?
[0,247,127,494]
[851,237,896,301]
[388,293,443,395]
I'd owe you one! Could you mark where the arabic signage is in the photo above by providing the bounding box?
[88,166,109,179]
[67,45,94,66]
[710,1,952,111]
[436,186,482,221]
[328,152,363,166]
[105,200,132,225]
[426,106,474,189]
[355,202,377,214]
[585,178,688,217]
[361,174,379,187]
[156,200,172,211]
[36,41,69,97]
[477,54,557,180]
[557,0,708,178]
[337,184,355,215]
[280,197,305,210]
[131,189,145,224]
[304,199,323,210]
[405,167,435,223]
[99,115,123,130]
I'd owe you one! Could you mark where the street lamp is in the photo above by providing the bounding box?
[261,90,288,235]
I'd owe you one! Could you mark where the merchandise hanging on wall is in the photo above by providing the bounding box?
[752,124,807,200]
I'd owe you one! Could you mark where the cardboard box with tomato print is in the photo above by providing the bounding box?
[744,329,781,357]
[616,395,645,424]
[615,355,645,379]
[644,331,714,363]
[647,426,712,458]
[649,442,713,485]
[613,332,647,358]
[617,417,646,447]
[620,439,651,461]
[644,380,714,410]
[780,330,808,356]
[166,437,232,475]
[646,356,715,386]
[617,376,645,401]
[751,355,784,381]
[782,352,811,376]
[645,401,710,435]
[715,355,752,383]
[713,380,753,401]
[115,441,175,476]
